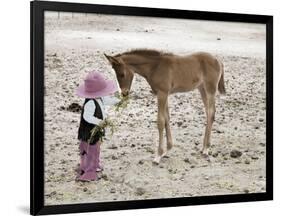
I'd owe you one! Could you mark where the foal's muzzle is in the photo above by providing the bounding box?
[121,89,129,97]
[122,91,129,97]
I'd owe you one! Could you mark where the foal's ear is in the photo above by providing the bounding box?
[104,54,121,65]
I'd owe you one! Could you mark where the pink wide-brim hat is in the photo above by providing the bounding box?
[76,72,117,98]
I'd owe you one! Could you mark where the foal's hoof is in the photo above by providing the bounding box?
[202,154,211,162]
[153,156,162,165]
[201,149,211,162]
[201,148,209,156]
[153,151,167,164]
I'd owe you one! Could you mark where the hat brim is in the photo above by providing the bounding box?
[76,80,118,98]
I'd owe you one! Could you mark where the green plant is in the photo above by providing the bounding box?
[114,93,130,112]
[88,94,130,143]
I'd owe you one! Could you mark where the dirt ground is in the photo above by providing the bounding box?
[43,12,266,205]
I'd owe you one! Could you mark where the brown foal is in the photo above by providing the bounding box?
[105,49,225,164]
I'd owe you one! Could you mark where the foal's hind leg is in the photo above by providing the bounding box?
[198,85,208,114]
[199,87,216,155]
[165,102,173,151]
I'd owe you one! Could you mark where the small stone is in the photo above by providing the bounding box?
[259,142,266,147]
[221,151,228,156]
[184,158,190,163]
[108,144,118,149]
[145,147,154,154]
[177,121,183,127]
[131,144,136,148]
[61,160,67,164]
[216,129,223,134]
[101,174,108,181]
[138,160,144,165]
[190,165,195,168]
[244,159,251,164]
[212,152,219,157]
[217,37,221,40]
[110,188,116,193]
[251,156,259,160]
[111,155,118,160]
[50,191,57,196]
[83,187,88,192]
[243,189,250,193]
[204,176,209,180]
[135,187,145,196]
[230,150,242,158]
[191,152,197,156]
[116,28,120,31]
[259,118,264,122]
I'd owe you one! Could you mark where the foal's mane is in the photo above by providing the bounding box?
[116,49,174,57]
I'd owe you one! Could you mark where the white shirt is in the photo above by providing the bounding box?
[83,96,120,125]
[83,98,105,125]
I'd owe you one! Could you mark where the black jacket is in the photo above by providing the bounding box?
[78,98,104,145]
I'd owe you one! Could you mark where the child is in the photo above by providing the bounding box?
[76,71,117,181]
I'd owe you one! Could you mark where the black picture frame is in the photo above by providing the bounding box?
[30,1,273,215]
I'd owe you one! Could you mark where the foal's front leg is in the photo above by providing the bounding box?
[153,92,168,164]
[202,93,216,156]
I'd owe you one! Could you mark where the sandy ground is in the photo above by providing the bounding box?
[43,12,266,205]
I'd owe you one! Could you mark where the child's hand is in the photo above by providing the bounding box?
[88,118,116,143]
[102,95,121,106]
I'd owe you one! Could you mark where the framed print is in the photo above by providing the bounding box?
[30,0,273,215]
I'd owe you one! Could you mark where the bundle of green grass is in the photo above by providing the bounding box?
[88,94,130,143]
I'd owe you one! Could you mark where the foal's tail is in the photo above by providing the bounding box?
[218,61,226,95]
